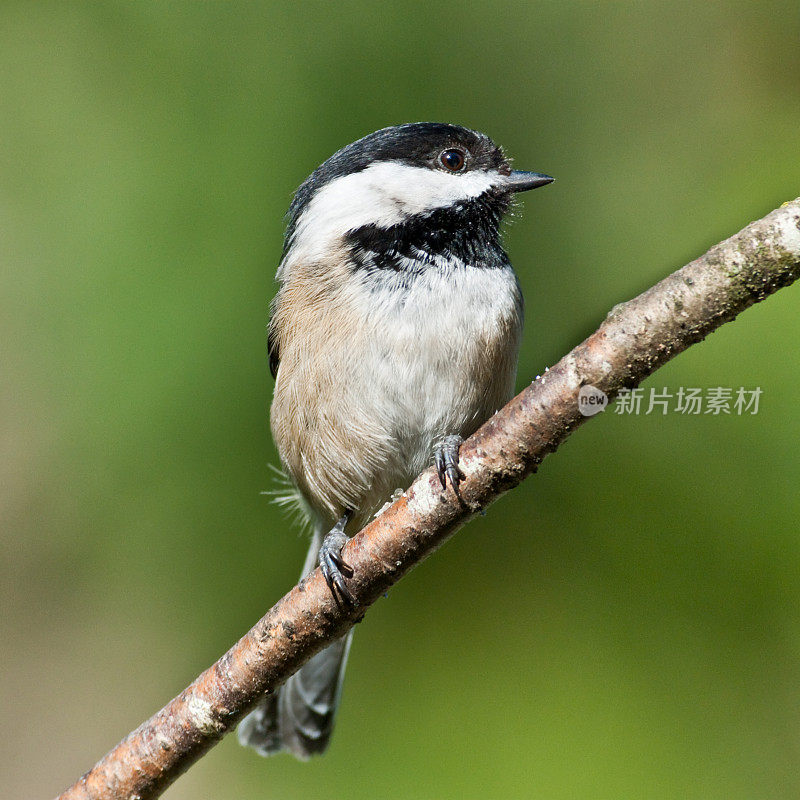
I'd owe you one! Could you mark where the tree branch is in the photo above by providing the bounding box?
[57,199,800,800]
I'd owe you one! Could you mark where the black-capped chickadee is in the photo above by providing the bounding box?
[238,123,553,759]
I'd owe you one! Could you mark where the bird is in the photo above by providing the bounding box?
[238,122,553,759]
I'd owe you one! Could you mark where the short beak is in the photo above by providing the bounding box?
[503,170,554,193]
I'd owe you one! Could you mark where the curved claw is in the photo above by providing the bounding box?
[319,520,356,606]
[434,435,465,493]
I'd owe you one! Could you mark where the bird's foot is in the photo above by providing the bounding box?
[434,435,465,493]
[319,515,356,605]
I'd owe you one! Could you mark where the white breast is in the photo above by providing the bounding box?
[347,260,523,484]
[272,215,523,526]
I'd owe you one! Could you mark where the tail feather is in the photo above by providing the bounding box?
[238,523,353,759]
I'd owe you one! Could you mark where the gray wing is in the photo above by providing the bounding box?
[267,314,280,378]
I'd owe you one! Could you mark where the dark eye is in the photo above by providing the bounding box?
[439,148,466,172]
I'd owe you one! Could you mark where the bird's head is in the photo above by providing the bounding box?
[280,122,553,271]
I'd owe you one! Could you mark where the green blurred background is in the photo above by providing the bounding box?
[2,2,800,798]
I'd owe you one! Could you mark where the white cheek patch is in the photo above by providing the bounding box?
[286,161,502,265]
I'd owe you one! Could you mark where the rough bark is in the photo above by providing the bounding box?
[57,199,800,800]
